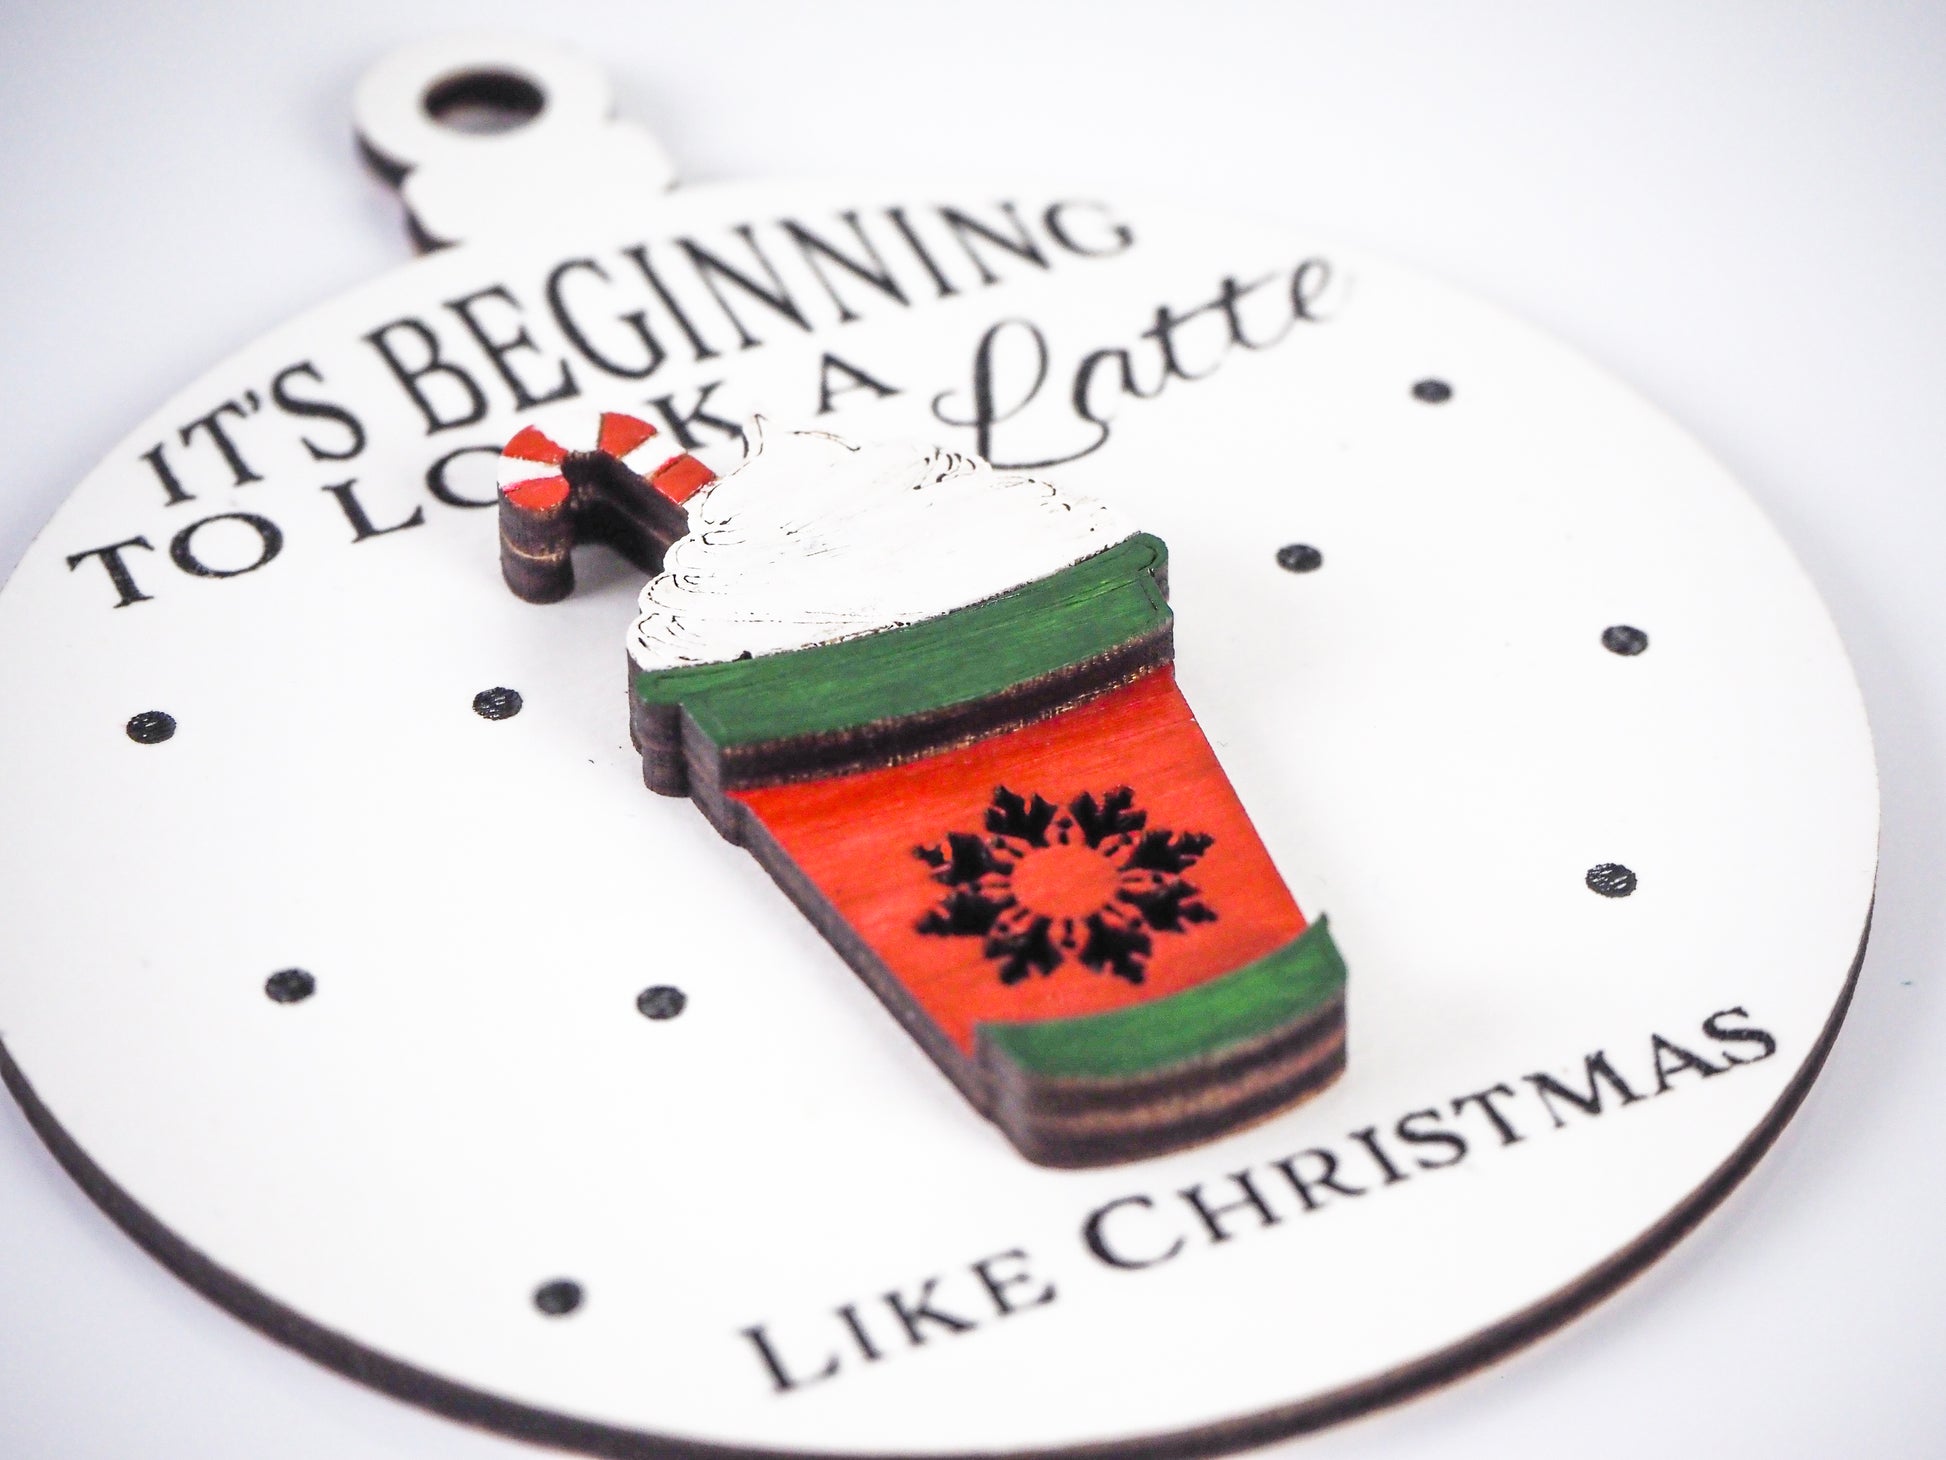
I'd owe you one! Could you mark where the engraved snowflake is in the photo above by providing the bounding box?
[913,786,1217,986]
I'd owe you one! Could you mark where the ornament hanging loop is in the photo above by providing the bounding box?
[353,34,677,252]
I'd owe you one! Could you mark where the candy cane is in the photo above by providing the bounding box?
[497,411,715,603]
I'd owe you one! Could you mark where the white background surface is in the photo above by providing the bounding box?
[0,3,1939,1458]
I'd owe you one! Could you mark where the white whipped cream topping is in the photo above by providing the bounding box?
[627,420,1134,671]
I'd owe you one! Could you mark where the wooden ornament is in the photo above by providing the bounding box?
[502,415,1347,1166]
[0,32,1881,1460]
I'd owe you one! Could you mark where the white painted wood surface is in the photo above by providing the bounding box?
[3,11,1930,1460]
[0,31,1880,1446]
[631,422,1133,670]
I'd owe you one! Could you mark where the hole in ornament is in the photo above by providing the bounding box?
[534,1279,583,1316]
[1413,378,1453,403]
[1585,864,1637,898]
[424,70,545,135]
[1276,544,1324,573]
[473,687,523,720]
[637,985,687,1020]
[1602,625,1649,656]
[126,710,176,744]
[265,969,316,1004]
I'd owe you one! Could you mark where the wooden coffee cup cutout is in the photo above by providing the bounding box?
[497,413,1349,1168]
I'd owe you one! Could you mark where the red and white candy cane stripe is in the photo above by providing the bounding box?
[496,411,715,513]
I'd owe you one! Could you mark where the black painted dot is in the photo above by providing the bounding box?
[637,985,687,1020]
[473,687,523,720]
[1412,378,1453,404]
[264,968,316,1004]
[1275,543,1324,574]
[1602,625,1649,656]
[126,710,176,744]
[1585,863,1638,898]
[534,1279,583,1316]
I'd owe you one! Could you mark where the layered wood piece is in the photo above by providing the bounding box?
[498,415,1347,1167]
[627,533,1175,815]
[727,665,1346,1166]
[497,411,714,603]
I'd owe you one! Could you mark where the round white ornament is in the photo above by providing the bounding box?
[0,36,1877,1459]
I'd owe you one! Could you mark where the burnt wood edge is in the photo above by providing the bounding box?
[574,451,689,568]
[992,1026,1348,1171]
[980,996,1346,1121]
[500,494,574,604]
[980,1000,1345,1119]
[630,631,1173,815]
[0,904,1874,1460]
[731,807,993,1111]
[502,452,688,606]
[713,633,1173,794]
